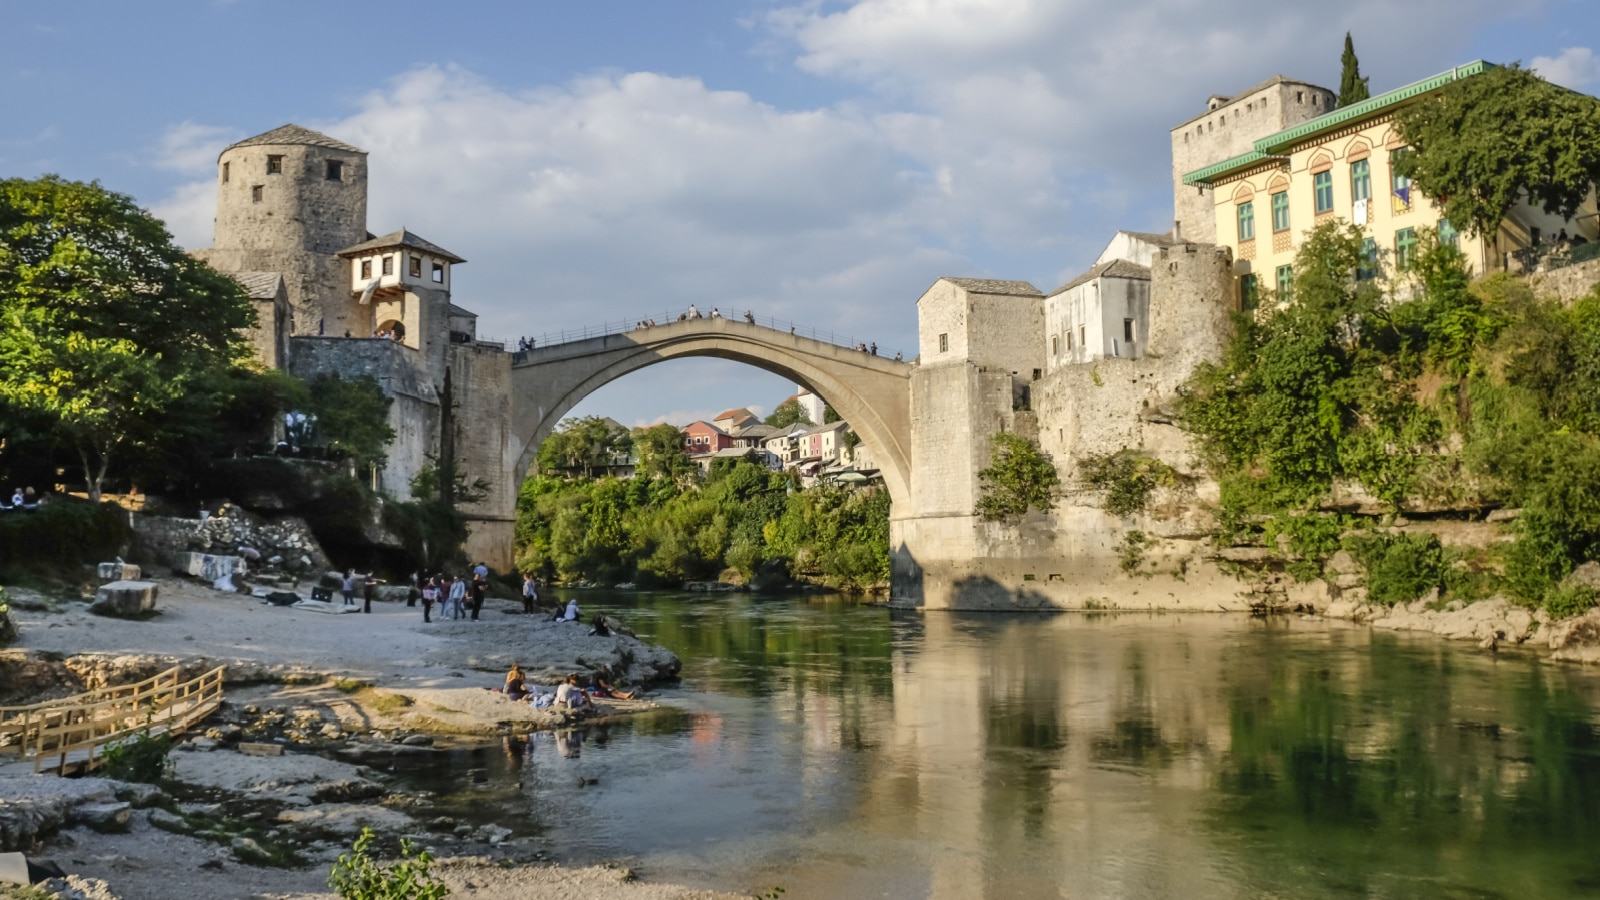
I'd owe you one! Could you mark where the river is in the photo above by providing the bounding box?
[396,590,1600,899]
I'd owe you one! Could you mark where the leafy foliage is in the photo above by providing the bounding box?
[1337,33,1370,108]
[764,398,813,428]
[975,433,1060,524]
[1343,532,1447,606]
[1393,64,1600,238]
[304,374,395,469]
[328,828,448,900]
[537,416,633,477]
[100,726,174,783]
[516,457,889,592]
[0,176,256,499]
[0,497,131,572]
[1080,450,1179,517]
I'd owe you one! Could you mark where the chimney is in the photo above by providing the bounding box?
[1173,220,1183,242]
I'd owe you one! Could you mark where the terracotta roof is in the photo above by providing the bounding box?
[1049,259,1151,296]
[224,124,365,156]
[939,278,1043,297]
[231,271,284,300]
[338,228,466,264]
[714,408,756,423]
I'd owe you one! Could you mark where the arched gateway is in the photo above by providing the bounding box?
[509,319,913,504]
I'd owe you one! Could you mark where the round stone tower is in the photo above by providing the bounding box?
[212,125,369,335]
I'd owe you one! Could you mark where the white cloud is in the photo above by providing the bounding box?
[153,121,240,173]
[1533,46,1600,90]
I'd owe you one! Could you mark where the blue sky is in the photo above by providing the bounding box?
[5,0,1598,426]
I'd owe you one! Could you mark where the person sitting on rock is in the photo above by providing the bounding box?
[554,674,588,709]
[502,663,529,700]
[589,666,634,700]
[587,614,611,637]
[554,597,579,622]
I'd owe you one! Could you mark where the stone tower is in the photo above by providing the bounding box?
[197,124,370,337]
[1170,77,1334,244]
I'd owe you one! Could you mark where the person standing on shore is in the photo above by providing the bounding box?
[362,572,378,614]
[341,570,357,606]
[521,574,538,614]
[448,575,467,621]
[470,574,485,621]
[421,577,437,623]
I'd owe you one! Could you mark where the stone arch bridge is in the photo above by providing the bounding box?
[509,318,912,503]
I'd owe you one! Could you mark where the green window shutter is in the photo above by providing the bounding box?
[1271,191,1289,232]
[1240,273,1259,310]
[1238,201,1255,241]
[1314,172,1334,213]
[1358,237,1379,280]
[1438,218,1458,249]
[1396,227,1417,270]
[1351,159,1371,203]
[1276,264,1293,303]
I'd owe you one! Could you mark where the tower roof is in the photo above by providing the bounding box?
[1048,259,1151,297]
[224,124,365,156]
[337,228,466,264]
[937,278,1043,297]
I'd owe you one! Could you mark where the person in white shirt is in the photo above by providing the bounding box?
[554,675,588,709]
[555,598,579,622]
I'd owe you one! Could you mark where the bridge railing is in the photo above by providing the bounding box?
[505,308,906,362]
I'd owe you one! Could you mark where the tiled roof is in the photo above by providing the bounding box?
[225,124,365,155]
[734,423,779,439]
[715,408,756,423]
[1117,230,1181,246]
[940,277,1043,297]
[231,271,284,300]
[1171,75,1334,130]
[1049,259,1151,296]
[338,228,466,264]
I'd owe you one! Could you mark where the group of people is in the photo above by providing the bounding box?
[372,328,404,342]
[495,663,636,709]
[2,487,40,511]
[516,336,538,352]
[413,560,495,622]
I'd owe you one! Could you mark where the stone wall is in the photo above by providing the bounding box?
[894,242,1236,610]
[447,342,516,569]
[1529,257,1600,304]
[132,508,331,574]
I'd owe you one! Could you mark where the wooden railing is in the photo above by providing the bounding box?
[0,665,225,774]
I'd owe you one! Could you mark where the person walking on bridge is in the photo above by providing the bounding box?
[744,310,755,324]
[687,304,700,319]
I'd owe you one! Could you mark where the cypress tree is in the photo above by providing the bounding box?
[1338,33,1371,108]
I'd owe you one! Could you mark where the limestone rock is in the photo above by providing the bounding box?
[113,783,166,809]
[98,562,141,581]
[146,808,193,835]
[37,875,123,900]
[174,552,246,582]
[89,581,157,617]
[1562,561,1600,591]
[70,802,133,834]
[230,835,275,865]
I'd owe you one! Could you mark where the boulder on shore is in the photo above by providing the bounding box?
[90,581,157,617]
[97,562,141,581]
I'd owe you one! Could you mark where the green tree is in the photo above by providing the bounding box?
[633,423,694,480]
[0,176,256,500]
[537,416,630,477]
[1393,64,1600,238]
[304,374,395,469]
[976,433,1060,523]
[765,397,813,428]
[1336,33,1370,108]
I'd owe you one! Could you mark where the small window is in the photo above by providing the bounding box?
[1357,238,1379,281]
[360,259,372,279]
[1351,159,1372,204]
[432,262,445,284]
[251,185,263,203]
[1052,335,1059,355]
[221,161,230,183]
[1241,273,1259,310]
[409,256,422,277]
[1079,325,1086,348]
[1237,201,1255,241]
[266,155,284,175]
[1276,265,1293,303]
[1123,319,1134,343]
[1395,228,1418,271]
[382,255,394,276]
[1271,191,1290,233]
[1313,171,1334,214]
[1066,330,1073,351]
[1296,91,1303,102]
[938,333,948,353]
[1032,368,1042,381]
[326,159,343,181]
[1438,218,1459,250]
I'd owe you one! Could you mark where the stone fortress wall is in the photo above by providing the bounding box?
[195,126,516,569]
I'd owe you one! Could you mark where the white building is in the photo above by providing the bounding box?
[1045,259,1152,369]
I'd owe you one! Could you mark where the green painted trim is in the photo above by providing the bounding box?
[1181,150,1267,187]
[1182,60,1496,186]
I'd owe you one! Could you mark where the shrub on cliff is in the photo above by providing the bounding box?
[0,497,130,573]
[1079,450,1179,518]
[976,433,1060,524]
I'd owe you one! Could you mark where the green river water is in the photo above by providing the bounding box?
[398,591,1600,899]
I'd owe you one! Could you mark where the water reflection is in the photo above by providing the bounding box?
[393,593,1600,899]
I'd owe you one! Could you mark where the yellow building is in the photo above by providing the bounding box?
[1182,61,1599,306]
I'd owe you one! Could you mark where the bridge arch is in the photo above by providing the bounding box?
[509,319,912,505]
